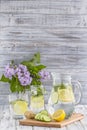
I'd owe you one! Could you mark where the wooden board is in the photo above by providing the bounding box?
[19,113,84,128]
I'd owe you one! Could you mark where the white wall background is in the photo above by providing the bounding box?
[0,0,87,104]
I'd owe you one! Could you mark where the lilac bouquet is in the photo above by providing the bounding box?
[0,52,50,93]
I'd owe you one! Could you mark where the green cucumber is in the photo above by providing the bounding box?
[37,114,44,121]
[40,110,48,115]
[35,113,41,120]
[42,115,51,122]
[35,112,51,122]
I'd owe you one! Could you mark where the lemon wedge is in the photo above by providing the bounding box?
[13,100,28,115]
[52,109,66,122]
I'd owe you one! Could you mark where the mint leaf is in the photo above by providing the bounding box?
[59,83,66,89]
[37,86,43,96]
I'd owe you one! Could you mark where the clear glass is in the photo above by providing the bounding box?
[29,85,45,114]
[9,90,29,119]
[48,72,82,118]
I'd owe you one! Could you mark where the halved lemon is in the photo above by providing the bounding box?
[13,100,28,115]
[52,109,66,122]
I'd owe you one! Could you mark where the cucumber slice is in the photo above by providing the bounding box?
[35,113,41,120]
[35,112,51,122]
[39,114,44,121]
[43,115,51,122]
[40,110,48,115]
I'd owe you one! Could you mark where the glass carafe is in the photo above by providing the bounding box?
[48,73,82,118]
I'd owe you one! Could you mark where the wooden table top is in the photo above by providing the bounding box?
[0,105,87,130]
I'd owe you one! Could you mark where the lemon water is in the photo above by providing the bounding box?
[54,101,74,118]
[49,85,75,118]
[30,95,44,113]
[10,100,28,119]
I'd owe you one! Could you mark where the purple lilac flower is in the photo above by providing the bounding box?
[39,70,50,81]
[4,64,15,79]
[16,64,32,86]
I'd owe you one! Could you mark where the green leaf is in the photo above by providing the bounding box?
[36,65,46,71]
[0,52,48,93]
[37,86,43,96]
[21,52,41,66]
[25,85,30,90]
[10,77,17,92]
[0,74,11,83]
[10,77,25,93]
[15,84,24,93]
[59,83,66,89]
[31,78,41,86]
[21,61,34,67]
[34,52,40,63]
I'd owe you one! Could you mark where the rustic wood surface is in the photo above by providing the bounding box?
[19,113,84,128]
[0,105,86,130]
[0,0,87,104]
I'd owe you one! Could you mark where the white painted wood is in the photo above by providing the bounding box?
[17,125,32,130]
[79,106,87,130]
[0,0,87,104]
[50,127,66,130]
[0,105,86,130]
[66,123,80,130]
[34,126,45,130]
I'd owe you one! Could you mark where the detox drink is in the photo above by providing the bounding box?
[48,73,82,118]
[9,91,29,119]
[30,95,44,113]
[30,85,45,114]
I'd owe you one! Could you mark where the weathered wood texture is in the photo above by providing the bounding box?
[0,0,87,104]
[0,105,86,130]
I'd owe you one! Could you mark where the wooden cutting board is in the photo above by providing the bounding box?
[19,113,84,128]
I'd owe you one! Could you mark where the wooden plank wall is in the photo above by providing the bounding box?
[0,0,87,104]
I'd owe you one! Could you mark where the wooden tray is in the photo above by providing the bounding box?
[19,113,84,128]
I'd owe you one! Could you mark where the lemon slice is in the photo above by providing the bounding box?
[52,109,66,122]
[30,95,44,109]
[58,88,75,102]
[50,92,58,104]
[13,100,28,115]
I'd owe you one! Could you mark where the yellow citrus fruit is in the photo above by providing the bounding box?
[50,92,58,104]
[58,87,75,102]
[52,109,66,122]
[13,100,28,115]
[31,95,44,109]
